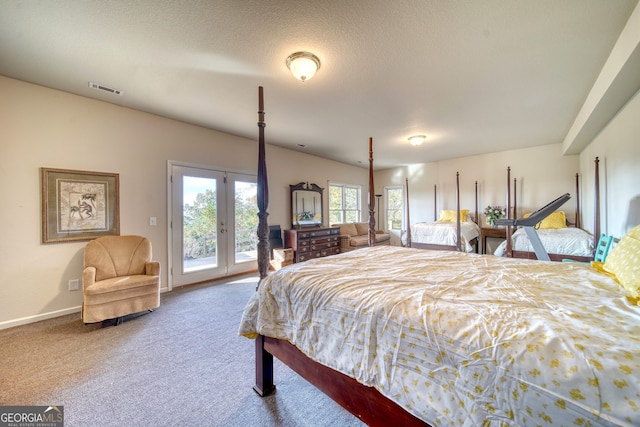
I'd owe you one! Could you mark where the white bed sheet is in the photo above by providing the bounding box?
[239,246,639,426]
[407,221,480,252]
[494,227,594,257]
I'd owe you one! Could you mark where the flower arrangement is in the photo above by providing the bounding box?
[298,210,314,221]
[483,205,506,226]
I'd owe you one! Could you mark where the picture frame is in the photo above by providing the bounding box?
[41,168,120,243]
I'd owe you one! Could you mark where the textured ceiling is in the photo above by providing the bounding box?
[0,0,638,169]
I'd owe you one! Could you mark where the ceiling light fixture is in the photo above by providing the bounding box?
[286,51,321,82]
[408,135,426,146]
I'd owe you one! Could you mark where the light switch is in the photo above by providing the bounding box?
[149,217,157,226]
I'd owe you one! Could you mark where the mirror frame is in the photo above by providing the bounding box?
[290,182,324,228]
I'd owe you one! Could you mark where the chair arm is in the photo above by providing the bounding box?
[146,261,161,276]
[82,267,96,289]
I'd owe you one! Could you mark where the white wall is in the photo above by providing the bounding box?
[0,76,368,328]
[377,144,580,227]
[579,88,640,237]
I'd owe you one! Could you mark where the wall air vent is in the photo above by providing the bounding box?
[88,81,123,96]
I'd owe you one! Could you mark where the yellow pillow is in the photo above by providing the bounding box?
[523,211,567,229]
[603,225,640,298]
[437,209,469,223]
[629,225,640,239]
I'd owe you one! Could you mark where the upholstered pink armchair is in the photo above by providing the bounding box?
[82,235,160,324]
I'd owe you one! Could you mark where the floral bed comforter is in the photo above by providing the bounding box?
[239,246,640,426]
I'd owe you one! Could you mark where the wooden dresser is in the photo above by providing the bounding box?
[284,227,340,262]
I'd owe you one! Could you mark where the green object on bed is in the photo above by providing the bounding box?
[562,232,618,263]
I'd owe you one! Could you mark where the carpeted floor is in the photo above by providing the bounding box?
[0,275,365,427]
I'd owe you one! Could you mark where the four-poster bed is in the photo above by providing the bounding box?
[404,175,480,253]
[495,159,599,262]
[243,88,640,426]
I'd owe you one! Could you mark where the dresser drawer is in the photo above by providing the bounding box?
[321,247,340,257]
[310,239,339,251]
[309,235,339,245]
[297,251,318,262]
[285,227,341,263]
[308,228,340,238]
[298,244,340,261]
[297,240,310,252]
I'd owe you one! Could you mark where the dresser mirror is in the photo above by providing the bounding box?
[290,182,323,228]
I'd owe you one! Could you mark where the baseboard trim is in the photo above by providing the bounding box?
[0,306,82,330]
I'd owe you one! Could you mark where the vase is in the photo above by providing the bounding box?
[487,218,495,227]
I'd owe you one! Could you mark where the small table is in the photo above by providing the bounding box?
[481,226,507,254]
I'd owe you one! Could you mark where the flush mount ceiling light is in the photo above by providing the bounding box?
[286,51,321,82]
[408,135,427,146]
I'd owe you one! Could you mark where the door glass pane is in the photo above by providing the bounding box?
[234,180,258,263]
[183,176,217,272]
[345,187,360,222]
[329,185,343,224]
[386,187,403,230]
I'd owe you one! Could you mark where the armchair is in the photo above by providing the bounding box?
[82,235,160,324]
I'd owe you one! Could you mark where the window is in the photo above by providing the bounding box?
[385,186,404,230]
[329,183,361,224]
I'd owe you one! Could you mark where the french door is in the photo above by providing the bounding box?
[169,163,258,288]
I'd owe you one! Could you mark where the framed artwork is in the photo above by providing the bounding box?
[41,168,120,243]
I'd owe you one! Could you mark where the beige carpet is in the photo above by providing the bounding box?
[0,274,365,427]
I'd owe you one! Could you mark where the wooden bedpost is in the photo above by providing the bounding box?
[474,180,479,252]
[513,177,517,219]
[405,178,411,247]
[594,157,600,247]
[475,181,478,223]
[368,137,376,246]
[455,172,461,251]
[506,167,511,220]
[254,86,276,397]
[505,166,512,257]
[575,173,581,229]
[433,185,437,222]
[256,86,270,284]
